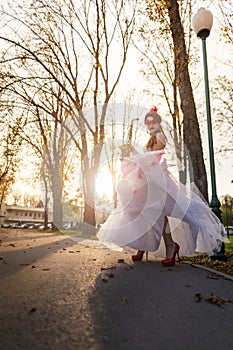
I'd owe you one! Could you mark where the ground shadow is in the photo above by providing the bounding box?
[88,258,233,350]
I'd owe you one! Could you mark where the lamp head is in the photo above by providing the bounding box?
[192,7,213,39]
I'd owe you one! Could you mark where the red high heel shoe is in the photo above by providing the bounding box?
[132,250,145,262]
[161,243,180,267]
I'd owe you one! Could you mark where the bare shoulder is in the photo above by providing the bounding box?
[151,132,166,151]
[156,132,166,145]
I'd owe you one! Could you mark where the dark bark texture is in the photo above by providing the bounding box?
[168,0,208,200]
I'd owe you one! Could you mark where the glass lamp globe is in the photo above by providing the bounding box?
[192,7,213,39]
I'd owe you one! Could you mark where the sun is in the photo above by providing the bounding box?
[95,166,114,200]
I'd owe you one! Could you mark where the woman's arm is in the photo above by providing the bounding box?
[120,144,138,157]
[152,133,166,151]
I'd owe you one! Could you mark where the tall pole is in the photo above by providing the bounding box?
[192,7,226,260]
[201,38,221,219]
[201,38,226,260]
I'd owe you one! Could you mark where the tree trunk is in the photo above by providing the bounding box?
[81,112,105,229]
[168,1,208,200]
[83,168,96,227]
[82,167,98,235]
[51,167,63,230]
[42,171,49,230]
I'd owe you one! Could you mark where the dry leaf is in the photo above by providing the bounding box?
[195,293,202,302]
[121,297,128,303]
[101,266,116,271]
[105,272,114,278]
[101,277,108,283]
[205,294,224,306]
[29,307,37,314]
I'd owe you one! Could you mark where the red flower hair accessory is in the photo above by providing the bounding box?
[144,105,161,124]
[149,106,158,114]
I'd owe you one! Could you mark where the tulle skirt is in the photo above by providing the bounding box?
[97,150,227,257]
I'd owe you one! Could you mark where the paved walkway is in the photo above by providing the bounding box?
[0,229,233,350]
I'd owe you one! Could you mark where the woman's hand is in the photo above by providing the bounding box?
[120,144,138,157]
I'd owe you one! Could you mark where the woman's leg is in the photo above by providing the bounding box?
[162,216,176,258]
[132,250,145,261]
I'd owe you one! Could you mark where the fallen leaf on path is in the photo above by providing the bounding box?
[195,293,202,302]
[207,273,219,279]
[101,277,108,283]
[205,294,233,306]
[118,259,125,263]
[205,294,225,306]
[29,307,37,314]
[121,297,128,304]
[101,266,116,271]
[105,272,114,278]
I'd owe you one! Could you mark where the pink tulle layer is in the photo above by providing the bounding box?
[97,150,227,257]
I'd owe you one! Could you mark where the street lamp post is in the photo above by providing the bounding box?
[224,196,229,239]
[192,7,226,260]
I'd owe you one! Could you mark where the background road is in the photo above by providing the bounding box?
[0,229,233,350]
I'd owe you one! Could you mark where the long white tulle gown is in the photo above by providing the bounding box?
[97,149,226,257]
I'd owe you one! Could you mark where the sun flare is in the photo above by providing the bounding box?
[95,166,115,200]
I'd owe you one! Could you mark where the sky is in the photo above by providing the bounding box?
[2,0,233,204]
[186,1,233,198]
[116,0,233,199]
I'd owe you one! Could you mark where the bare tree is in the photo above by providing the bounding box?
[0,0,139,230]
[0,106,23,204]
[217,0,233,45]
[212,75,233,154]
[22,101,76,230]
[142,0,208,199]
[211,3,233,156]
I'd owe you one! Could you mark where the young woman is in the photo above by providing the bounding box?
[97,106,226,266]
